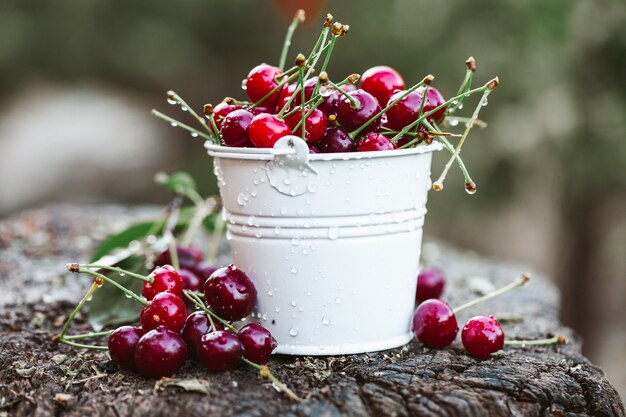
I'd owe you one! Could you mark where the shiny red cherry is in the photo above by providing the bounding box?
[360,66,405,106]
[284,108,329,144]
[416,267,446,303]
[220,109,254,147]
[181,311,223,356]
[461,315,505,359]
[413,299,458,348]
[211,102,241,134]
[134,326,187,378]
[140,292,187,332]
[203,264,257,322]
[336,89,381,133]
[197,330,243,371]
[357,133,395,152]
[415,86,447,122]
[245,64,282,107]
[385,90,423,130]
[142,265,184,301]
[108,326,144,370]
[238,323,277,365]
[248,113,291,148]
[318,84,357,116]
[317,127,357,153]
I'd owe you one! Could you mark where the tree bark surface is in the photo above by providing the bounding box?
[0,205,623,417]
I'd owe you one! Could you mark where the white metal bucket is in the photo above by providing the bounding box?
[206,137,442,355]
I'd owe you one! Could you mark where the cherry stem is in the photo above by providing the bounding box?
[433,89,491,191]
[64,330,113,340]
[291,96,324,133]
[299,67,306,140]
[165,230,180,271]
[166,90,213,135]
[447,63,475,115]
[350,75,433,139]
[453,273,530,314]
[150,110,214,142]
[242,358,302,402]
[68,265,149,307]
[421,119,475,187]
[390,84,491,145]
[183,290,236,333]
[327,79,360,109]
[207,212,224,264]
[278,9,305,71]
[83,264,152,283]
[310,35,337,100]
[504,335,568,346]
[182,198,216,247]
[205,112,221,142]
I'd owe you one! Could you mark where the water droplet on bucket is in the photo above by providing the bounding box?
[289,327,299,336]
[328,227,339,240]
[290,237,300,246]
[247,216,256,226]
[274,226,281,236]
[225,230,233,241]
[335,297,342,304]
[291,267,298,274]
[275,307,280,312]
[291,299,298,307]
[322,316,331,326]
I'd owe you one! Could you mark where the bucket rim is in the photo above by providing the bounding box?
[206,141,442,161]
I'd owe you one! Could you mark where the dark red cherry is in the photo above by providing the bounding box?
[197,330,243,371]
[276,83,296,112]
[284,108,329,144]
[181,311,223,356]
[360,66,405,106]
[461,315,505,359]
[134,326,187,378]
[245,64,282,107]
[238,323,277,365]
[412,299,458,348]
[336,89,382,133]
[309,145,320,154]
[108,326,144,370]
[142,265,184,301]
[211,102,241,134]
[154,246,204,273]
[415,86,447,122]
[357,133,395,152]
[220,109,254,147]
[396,136,413,147]
[203,264,257,321]
[416,267,446,303]
[179,269,202,292]
[193,262,219,285]
[318,84,356,116]
[248,113,291,148]
[385,90,423,130]
[317,127,357,153]
[140,292,187,332]
[294,76,319,105]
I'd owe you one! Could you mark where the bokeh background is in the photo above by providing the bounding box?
[0,0,624,397]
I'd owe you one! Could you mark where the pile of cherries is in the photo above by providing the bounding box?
[209,63,445,153]
[414,267,511,359]
[107,247,275,378]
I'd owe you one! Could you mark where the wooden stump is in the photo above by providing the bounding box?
[0,205,623,417]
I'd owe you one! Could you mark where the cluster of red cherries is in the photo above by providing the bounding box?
[106,246,272,378]
[208,63,444,153]
[414,267,517,359]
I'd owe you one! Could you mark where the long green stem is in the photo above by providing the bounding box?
[70,266,149,306]
[390,84,490,145]
[167,90,212,134]
[278,10,305,71]
[242,357,302,401]
[504,335,567,346]
[299,67,306,140]
[84,264,152,283]
[432,89,491,191]
[58,282,99,340]
[250,72,298,110]
[59,340,109,351]
[422,119,475,187]
[350,75,432,139]
[183,290,236,333]
[151,110,214,142]
[165,230,180,271]
[453,274,530,314]
[64,330,114,340]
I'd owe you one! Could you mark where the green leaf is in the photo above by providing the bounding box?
[155,171,197,196]
[91,222,160,262]
[88,257,147,330]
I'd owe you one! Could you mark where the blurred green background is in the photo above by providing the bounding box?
[0,0,624,397]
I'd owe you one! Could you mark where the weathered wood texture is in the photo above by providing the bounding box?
[0,205,623,417]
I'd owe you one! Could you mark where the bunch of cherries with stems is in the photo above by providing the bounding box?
[55,252,301,401]
[414,267,567,359]
[152,10,499,193]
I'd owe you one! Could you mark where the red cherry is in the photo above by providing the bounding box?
[336,89,382,133]
[317,127,357,153]
[416,267,446,303]
[415,86,447,122]
[412,299,458,348]
[193,262,219,285]
[220,109,254,147]
[461,315,505,359]
[238,323,277,365]
[245,64,282,107]
[108,326,144,370]
[211,102,241,134]
[309,146,320,154]
[276,83,296,112]
[140,292,187,332]
[179,269,202,292]
[154,246,203,272]
[385,90,423,131]
[318,84,357,116]
[357,133,395,152]
[181,311,223,356]
[248,113,291,148]
[142,265,184,301]
[197,330,243,371]
[284,108,329,144]
[296,76,319,105]
[134,326,187,378]
[360,66,405,106]
[203,264,257,322]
